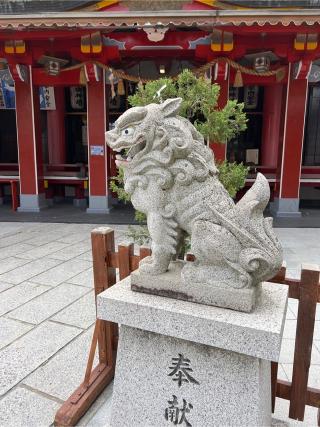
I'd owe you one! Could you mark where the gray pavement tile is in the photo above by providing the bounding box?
[76,250,93,262]
[29,258,92,287]
[278,364,289,382]
[0,387,60,427]
[283,319,297,340]
[0,258,62,285]
[25,230,72,246]
[313,320,320,340]
[308,365,320,389]
[23,326,98,401]
[0,223,25,237]
[8,283,90,325]
[286,306,297,320]
[0,282,50,316]
[52,291,96,329]
[0,232,34,249]
[281,363,293,382]
[0,321,81,396]
[48,240,91,261]
[15,241,70,260]
[279,338,320,364]
[0,318,33,350]
[0,257,31,275]
[0,280,15,293]
[67,267,94,288]
[0,243,35,259]
[56,233,91,244]
[80,383,113,427]
[277,363,320,390]
[273,397,318,426]
[288,298,298,316]
[286,269,301,279]
[76,384,113,427]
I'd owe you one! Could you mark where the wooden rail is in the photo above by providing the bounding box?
[55,227,320,426]
[270,263,320,422]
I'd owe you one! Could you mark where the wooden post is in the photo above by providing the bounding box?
[91,227,117,362]
[271,362,279,413]
[140,246,151,260]
[289,264,320,421]
[118,243,134,280]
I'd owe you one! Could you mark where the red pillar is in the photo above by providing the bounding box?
[86,74,109,213]
[47,87,66,165]
[210,78,229,162]
[273,64,308,217]
[260,84,283,167]
[15,65,46,212]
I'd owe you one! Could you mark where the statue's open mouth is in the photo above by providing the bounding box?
[114,137,146,167]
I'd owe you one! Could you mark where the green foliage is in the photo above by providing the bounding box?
[109,167,130,203]
[134,210,147,223]
[128,77,176,107]
[127,225,150,246]
[217,161,249,199]
[110,167,146,223]
[128,69,247,141]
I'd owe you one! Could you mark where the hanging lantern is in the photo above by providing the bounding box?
[244,51,277,75]
[109,72,116,99]
[117,79,125,96]
[0,59,7,70]
[254,55,271,73]
[38,55,68,76]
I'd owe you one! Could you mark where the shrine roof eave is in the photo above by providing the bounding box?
[0,9,320,31]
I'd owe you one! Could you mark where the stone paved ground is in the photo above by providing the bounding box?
[0,223,319,426]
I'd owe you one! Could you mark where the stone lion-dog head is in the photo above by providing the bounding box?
[106,98,217,194]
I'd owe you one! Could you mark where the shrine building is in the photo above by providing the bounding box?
[1,0,320,217]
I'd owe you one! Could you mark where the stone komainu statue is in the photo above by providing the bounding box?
[106,98,283,290]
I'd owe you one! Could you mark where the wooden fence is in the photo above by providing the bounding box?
[55,227,320,426]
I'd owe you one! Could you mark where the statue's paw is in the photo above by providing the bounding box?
[139,261,168,275]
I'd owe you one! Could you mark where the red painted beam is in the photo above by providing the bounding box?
[32,68,81,86]
[103,30,208,50]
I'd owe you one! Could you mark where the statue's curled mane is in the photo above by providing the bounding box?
[125,114,217,195]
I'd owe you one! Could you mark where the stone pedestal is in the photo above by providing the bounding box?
[131,261,260,313]
[97,277,288,427]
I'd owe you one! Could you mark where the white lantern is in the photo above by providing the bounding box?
[254,56,270,73]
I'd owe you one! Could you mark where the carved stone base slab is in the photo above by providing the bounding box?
[131,261,261,313]
[110,325,271,427]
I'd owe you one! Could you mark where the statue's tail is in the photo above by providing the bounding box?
[206,173,282,287]
[234,173,283,284]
